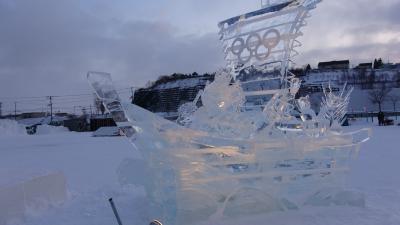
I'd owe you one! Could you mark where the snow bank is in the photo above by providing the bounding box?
[0,119,27,136]
[35,125,69,135]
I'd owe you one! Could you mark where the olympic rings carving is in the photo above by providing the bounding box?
[255,45,270,61]
[246,33,261,52]
[231,38,245,55]
[263,29,280,49]
[230,28,281,64]
[239,49,252,64]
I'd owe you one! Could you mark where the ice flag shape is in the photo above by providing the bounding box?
[218,0,322,81]
[87,1,371,224]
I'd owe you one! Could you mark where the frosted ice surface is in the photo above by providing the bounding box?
[0,172,67,224]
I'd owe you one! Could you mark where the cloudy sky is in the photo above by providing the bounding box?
[0,0,399,113]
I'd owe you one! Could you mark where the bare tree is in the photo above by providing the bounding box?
[366,70,375,90]
[388,94,400,111]
[358,69,367,89]
[397,71,400,88]
[81,107,87,116]
[368,84,392,111]
[94,95,105,115]
[388,93,400,119]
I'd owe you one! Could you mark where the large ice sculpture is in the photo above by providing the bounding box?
[88,1,371,224]
[89,72,370,224]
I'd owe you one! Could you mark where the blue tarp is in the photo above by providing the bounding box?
[218,1,294,27]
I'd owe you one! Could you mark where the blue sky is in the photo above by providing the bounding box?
[0,0,399,113]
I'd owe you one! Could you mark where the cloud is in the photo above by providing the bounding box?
[0,0,224,101]
[298,41,400,66]
[297,0,400,66]
[0,0,399,110]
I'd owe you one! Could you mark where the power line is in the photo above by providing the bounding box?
[52,99,94,104]
[0,96,48,100]
[0,89,132,104]
[14,102,17,120]
[0,87,133,100]
[0,86,138,115]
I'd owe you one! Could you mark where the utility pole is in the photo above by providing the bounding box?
[14,102,17,120]
[82,106,87,116]
[48,96,53,123]
[130,87,135,103]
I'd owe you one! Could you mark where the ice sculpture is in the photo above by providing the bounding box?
[89,72,370,224]
[87,1,371,224]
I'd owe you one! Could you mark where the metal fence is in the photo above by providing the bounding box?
[347,111,400,119]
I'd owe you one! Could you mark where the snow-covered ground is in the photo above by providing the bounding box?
[0,120,400,225]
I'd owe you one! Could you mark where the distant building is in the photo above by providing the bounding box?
[133,73,214,119]
[18,112,47,119]
[133,69,286,115]
[318,60,350,70]
[90,117,116,132]
[355,63,373,70]
[303,69,343,85]
[382,63,399,70]
[132,60,400,118]
[63,118,89,132]
[238,68,283,110]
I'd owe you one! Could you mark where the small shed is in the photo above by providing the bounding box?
[63,118,89,132]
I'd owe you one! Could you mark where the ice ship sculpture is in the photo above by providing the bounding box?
[88,1,370,224]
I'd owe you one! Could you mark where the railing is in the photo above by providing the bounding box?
[347,111,400,119]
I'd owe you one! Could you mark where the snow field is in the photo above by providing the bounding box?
[0,121,399,225]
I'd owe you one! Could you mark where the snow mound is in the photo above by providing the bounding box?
[0,119,27,136]
[36,125,69,135]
